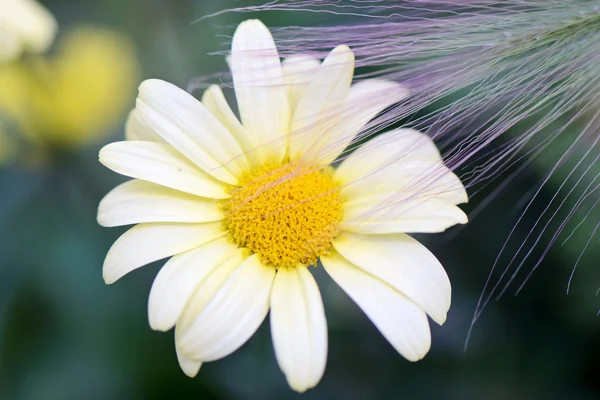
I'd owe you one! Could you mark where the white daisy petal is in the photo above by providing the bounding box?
[336,128,467,232]
[341,196,468,234]
[317,79,410,166]
[281,56,322,112]
[177,254,274,362]
[136,79,249,184]
[124,109,164,142]
[99,141,230,199]
[335,128,444,187]
[231,19,291,163]
[176,346,202,378]
[289,45,354,161]
[340,161,467,210]
[270,265,327,393]
[201,85,260,166]
[332,232,451,325]
[321,251,431,361]
[98,180,224,227]
[341,160,468,206]
[175,249,247,332]
[148,237,237,331]
[102,222,226,284]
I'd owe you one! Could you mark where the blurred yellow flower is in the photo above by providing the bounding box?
[0,26,138,162]
[0,0,57,62]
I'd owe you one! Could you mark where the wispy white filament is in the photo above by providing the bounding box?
[204,0,600,340]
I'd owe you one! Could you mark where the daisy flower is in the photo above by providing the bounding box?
[98,19,468,392]
[0,0,57,63]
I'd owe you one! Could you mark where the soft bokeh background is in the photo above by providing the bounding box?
[1,1,599,399]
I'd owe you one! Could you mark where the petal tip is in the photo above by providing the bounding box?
[137,79,174,101]
[407,353,427,362]
[98,145,109,162]
[139,78,165,89]
[233,19,272,44]
[457,208,469,224]
[236,19,268,32]
[333,44,352,53]
[201,84,220,99]
[148,285,180,333]
[176,347,203,377]
[98,141,123,163]
[96,214,108,228]
[287,377,314,394]
[148,315,171,332]
[181,365,201,378]
[330,45,355,63]
[403,340,431,362]
[102,254,123,285]
[433,312,448,326]
[102,271,117,285]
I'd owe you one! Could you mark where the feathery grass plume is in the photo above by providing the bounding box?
[218,1,600,341]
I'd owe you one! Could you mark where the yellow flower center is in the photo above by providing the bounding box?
[224,162,342,269]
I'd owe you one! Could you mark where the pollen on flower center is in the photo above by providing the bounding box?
[223,162,342,269]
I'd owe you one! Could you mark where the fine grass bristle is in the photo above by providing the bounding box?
[208,0,600,343]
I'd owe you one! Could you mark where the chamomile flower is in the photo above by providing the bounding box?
[0,0,56,62]
[98,19,468,392]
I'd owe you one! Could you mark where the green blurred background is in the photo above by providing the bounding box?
[1,1,599,399]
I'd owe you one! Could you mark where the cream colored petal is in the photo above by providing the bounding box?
[332,232,451,325]
[339,160,468,206]
[231,19,291,163]
[288,45,354,161]
[322,251,431,361]
[136,79,249,184]
[175,249,247,328]
[201,85,260,167]
[270,265,327,393]
[99,141,230,199]
[335,128,443,186]
[148,238,237,331]
[102,222,226,284]
[97,180,223,227]
[341,196,468,234]
[281,56,321,112]
[336,128,467,232]
[316,79,410,166]
[124,109,164,142]
[176,346,202,378]
[176,254,274,362]
[0,0,57,59]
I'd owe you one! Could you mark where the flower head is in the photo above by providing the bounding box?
[98,19,467,392]
[0,0,57,63]
[0,26,138,163]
